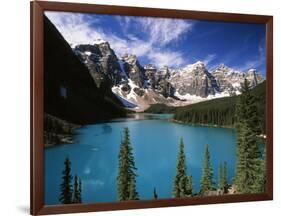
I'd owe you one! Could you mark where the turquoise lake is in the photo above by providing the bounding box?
[44,114,237,205]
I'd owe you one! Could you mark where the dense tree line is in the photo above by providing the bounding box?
[173,81,266,134]
[174,104,236,127]
[144,103,176,114]
[59,157,82,204]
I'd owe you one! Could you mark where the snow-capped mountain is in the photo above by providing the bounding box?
[169,61,219,98]
[73,40,265,111]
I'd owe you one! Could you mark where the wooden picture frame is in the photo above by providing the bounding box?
[31,1,273,215]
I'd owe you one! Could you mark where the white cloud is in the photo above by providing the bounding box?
[45,11,193,68]
[45,11,105,46]
[138,17,193,46]
[148,50,185,67]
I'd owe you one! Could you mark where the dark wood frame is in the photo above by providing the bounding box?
[31,1,273,215]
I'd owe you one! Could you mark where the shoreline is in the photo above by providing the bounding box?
[170,118,235,129]
[170,118,267,139]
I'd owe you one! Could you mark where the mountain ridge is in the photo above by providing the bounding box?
[72,39,265,111]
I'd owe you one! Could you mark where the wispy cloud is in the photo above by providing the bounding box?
[148,50,185,67]
[45,11,194,68]
[202,54,217,66]
[45,11,105,46]
[137,17,193,46]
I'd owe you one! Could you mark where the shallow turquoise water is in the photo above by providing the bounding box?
[44,114,236,205]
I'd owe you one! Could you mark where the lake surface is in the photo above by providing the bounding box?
[44,114,237,205]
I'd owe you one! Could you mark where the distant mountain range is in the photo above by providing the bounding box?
[73,40,265,111]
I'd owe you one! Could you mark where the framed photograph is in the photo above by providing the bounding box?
[31,1,273,215]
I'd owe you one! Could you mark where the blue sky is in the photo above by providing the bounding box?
[45,11,266,76]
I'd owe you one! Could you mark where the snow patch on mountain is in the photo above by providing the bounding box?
[113,93,138,108]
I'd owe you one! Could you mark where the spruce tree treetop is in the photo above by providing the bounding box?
[173,138,187,198]
[200,144,214,195]
[59,156,73,204]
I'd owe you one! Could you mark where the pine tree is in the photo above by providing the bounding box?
[179,175,193,197]
[218,163,223,190]
[200,144,214,194]
[218,162,228,192]
[234,79,262,193]
[253,147,266,193]
[72,175,79,203]
[117,127,139,201]
[173,138,186,198]
[173,138,192,198]
[59,157,73,204]
[72,175,82,203]
[78,178,82,203]
[153,187,158,199]
[223,162,228,191]
[128,177,139,200]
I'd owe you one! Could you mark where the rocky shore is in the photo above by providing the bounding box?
[44,113,80,148]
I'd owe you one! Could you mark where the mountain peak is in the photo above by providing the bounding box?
[216,63,231,71]
[247,68,257,73]
[71,39,265,107]
[92,39,107,45]
[194,61,205,66]
[181,61,206,71]
[122,53,138,64]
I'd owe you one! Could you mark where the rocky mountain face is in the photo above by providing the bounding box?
[121,54,146,88]
[73,41,124,95]
[169,61,219,98]
[72,39,265,111]
[211,64,264,96]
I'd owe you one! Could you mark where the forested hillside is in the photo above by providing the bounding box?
[173,81,266,133]
[144,103,176,114]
